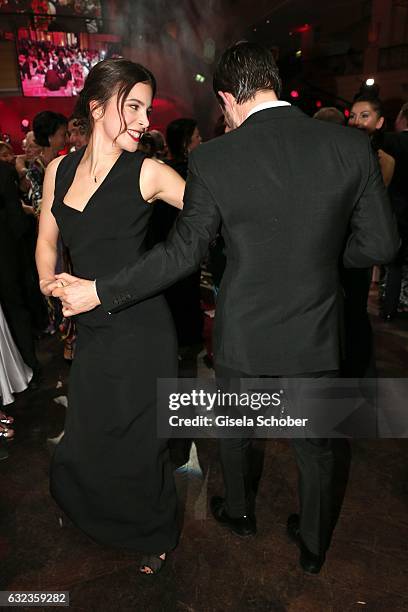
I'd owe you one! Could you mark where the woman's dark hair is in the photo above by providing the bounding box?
[352,94,384,119]
[33,111,67,147]
[139,130,165,157]
[166,118,197,161]
[213,41,282,107]
[74,58,156,138]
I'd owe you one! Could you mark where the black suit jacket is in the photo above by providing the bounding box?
[97,106,399,375]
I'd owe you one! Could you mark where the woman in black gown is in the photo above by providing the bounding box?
[36,59,185,574]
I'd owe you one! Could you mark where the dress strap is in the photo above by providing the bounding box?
[54,148,86,202]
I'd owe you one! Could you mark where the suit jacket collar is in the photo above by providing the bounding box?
[241,105,307,127]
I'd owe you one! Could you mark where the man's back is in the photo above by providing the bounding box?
[97,109,398,376]
[191,106,396,374]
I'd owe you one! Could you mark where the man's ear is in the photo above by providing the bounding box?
[218,91,235,109]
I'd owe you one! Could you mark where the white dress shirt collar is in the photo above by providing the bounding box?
[247,100,291,119]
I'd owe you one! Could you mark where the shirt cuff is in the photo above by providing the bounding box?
[94,279,110,314]
[93,279,100,301]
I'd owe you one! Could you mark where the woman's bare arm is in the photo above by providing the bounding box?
[140,157,185,209]
[35,155,65,295]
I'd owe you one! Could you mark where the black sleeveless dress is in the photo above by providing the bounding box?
[50,148,178,553]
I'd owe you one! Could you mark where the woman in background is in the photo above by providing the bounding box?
[0,142,16,166]
[28,111,68,214]
[16,131,42,186]
[344,94,394,375]
[348,95,395,186]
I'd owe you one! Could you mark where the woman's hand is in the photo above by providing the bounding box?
[39,278,63,296]
[52,273,100,316]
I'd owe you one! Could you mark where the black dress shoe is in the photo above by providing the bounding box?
[287,514,325,574]
[210,496,256,537]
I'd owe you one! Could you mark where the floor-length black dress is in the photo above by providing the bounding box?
[50,148,178,552]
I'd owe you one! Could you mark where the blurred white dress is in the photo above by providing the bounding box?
[0,303,32,405]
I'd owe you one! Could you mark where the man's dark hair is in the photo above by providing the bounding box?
[213,41,282,107]
[68,114,88,134]
[33,111,67,147]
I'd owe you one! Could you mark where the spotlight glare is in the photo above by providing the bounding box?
[365,78,375,86]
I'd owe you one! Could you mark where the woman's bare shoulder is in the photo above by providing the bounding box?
[47,154,68,174]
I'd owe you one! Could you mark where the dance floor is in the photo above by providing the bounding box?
[1,289,408,611]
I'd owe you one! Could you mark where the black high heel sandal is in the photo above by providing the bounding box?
[139,553,167,576]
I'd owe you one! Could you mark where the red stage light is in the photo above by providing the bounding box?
[344,109,350,118]
[21,118,30,134]
[290,90,299,99]
[293,23,311,33]
[316,100,322,108]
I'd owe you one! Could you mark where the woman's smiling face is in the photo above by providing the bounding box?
[97,82,153,151]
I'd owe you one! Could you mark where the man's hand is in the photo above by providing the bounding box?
[52,273,101,316]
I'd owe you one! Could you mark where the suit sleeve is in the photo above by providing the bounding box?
[96,154,221,314]
[343,141,400,268]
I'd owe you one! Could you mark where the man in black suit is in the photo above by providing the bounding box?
[53,43,399,573]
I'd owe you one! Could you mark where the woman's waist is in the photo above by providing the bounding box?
[68,245,149,280]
